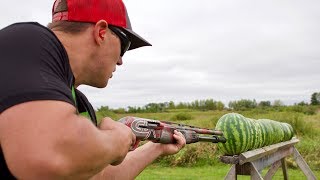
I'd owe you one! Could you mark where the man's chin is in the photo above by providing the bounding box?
[100,81,109,88]
[94,80,109,88]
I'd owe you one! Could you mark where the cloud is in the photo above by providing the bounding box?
[1,0,320,108]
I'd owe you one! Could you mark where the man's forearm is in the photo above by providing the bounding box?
[96,142,163,180]
[54,116,133,179]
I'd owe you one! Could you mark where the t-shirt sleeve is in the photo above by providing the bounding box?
[0,23,75,113]
[75,89,97,125]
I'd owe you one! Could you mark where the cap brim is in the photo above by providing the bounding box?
[122,28,152,50]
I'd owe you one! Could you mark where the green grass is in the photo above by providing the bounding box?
[136,164,320,180]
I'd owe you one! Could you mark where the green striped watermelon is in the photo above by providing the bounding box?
[246,118,261,150]
[270,120,284,144]
[279,123,291,141]
[256,119,274,146]
[283,123,294,140]
[215,113,295,155]
[286,123,294,139]
[215,113,251,155]
[249,118,264,149]
[256,122,267,147]
[257,119,293,145]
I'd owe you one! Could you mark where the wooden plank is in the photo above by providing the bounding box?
[224,165,237,180]
[293,147,317,180]
[251,146,294,171]
[264,160,282,180]
[281,158,289,180]
[220,155,239,164]
[250,162,263,180]
[239,138,299,165]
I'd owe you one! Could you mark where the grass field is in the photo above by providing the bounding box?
[136,164,320,179]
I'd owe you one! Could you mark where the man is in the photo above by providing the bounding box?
[0,0,186,179]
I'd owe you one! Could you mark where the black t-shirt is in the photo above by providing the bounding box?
[0,22,96,179]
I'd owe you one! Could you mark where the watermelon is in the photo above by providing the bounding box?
[216,113,295,155]
[286,123,294,139]
[256,122,267,147]
[256,119,274,146]
[257,119,293,145]
[270,120,285,144]
[284,123,294,140]
[246,118,261,150]
[215,113,251,155]
[279,123,291,141]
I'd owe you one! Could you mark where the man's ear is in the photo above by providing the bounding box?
[94,20,108,45]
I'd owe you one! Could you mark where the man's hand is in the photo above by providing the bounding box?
[90,130,186,180]
[157,130,186,156]
[99,117,136,165]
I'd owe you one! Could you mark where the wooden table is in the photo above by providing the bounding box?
[219,138,317,180]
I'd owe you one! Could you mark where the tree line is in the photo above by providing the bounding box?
[97,92,320,115]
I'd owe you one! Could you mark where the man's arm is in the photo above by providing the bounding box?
[91,130,186,180]
[0,100,135,180]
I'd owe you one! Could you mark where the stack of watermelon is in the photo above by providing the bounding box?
[215,113,294,155]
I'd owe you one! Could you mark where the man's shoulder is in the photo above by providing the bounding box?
[2,22,48,32]
[0,21,65,56]
[0,22,56,41]
[0,22,74,114]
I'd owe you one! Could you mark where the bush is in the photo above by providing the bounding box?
[281,105,317,115]
[112,108,126,114]
[171,112,193,121]
[155,143,219,167]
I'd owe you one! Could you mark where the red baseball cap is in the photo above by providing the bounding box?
[52,0,151,50]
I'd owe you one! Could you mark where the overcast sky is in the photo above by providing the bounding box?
[1,0,319,109]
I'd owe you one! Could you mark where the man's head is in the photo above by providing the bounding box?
[49,0,151,88]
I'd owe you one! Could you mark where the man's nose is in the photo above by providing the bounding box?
[117,57,123,65]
